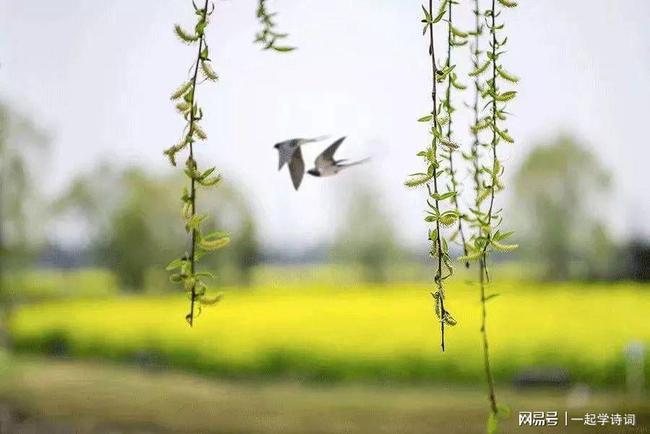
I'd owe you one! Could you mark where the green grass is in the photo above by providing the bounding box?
[3,268,118,302]
[8,280,650,387]
[0,354,647,434]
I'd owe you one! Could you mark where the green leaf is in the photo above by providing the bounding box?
[493,230,514,241]
[432,0,448,23]
[195,271,216,280]
[487,412,498,434]
[431,191,456,201]
[438,210,459,227]
[198,167,215,180]
[496,65,519,83]
[443,312,457,326]
[495,127,514,143]
[431,291,441,318]
[195,19,207,36]
[200,60,219,81]
[450,26,468,38]
[469,60,490,76]
[193,123,207,140]
[165,258,185,271]
[174,24,199,43]
[200,292,224,305]
[450,74,467,90]
[171,82,192,100]
[497,0,518,7]
[495,90,517,102]
[199,234,230,251]
[169,273,183,283]
[458,251,482,262]
[418,114,433,122]
[198,174,222,187]
[272,46,296,52]
[405,173,433,188]
[175,101,192,113]
[491,240,518,251]
[186,214,207,231]
[439,136,460,150]
[421,5,432,23]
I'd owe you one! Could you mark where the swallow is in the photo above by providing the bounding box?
[274,136,328,190]
[307,137,369,177]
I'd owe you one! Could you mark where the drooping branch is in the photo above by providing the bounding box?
[406,0,459,352]
[462,0,519,426]
[441,0,470,268]
[468,0,499,419]
[254,0,296,52]
[165,0,229,326]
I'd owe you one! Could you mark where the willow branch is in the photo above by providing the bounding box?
[443,1,470,268]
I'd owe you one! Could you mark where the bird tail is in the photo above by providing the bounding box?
[344,157,371,167]
[301,135,330,145]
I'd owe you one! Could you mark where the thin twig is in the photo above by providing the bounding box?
[186,0,210,327]
[477,0,500,416]
[444,1,470,268]
[426,0,447,352]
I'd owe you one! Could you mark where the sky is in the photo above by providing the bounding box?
[1,0,649,250]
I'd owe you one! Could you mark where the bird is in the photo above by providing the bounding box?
[307,137,369,177]
[274,136,328,190]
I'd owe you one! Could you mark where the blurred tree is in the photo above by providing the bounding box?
[330,183,403,283]
[0,102,49,293]
[0,102,48,269]
[54,165,258,291]
[0,101,48,345]
[622,241,650,281]
[512,134,613,280]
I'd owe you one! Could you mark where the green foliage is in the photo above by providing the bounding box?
[254,0,295,52]
[439,0,470,268]
[164,0,227,326]
[3,269,118,302]
[464,0,519,426]
[53,165,259,292]
[464,0,519,282]
[0,102,49,273]
[330,185,404,283]
[407,0,464,352]
[512,135,613,280]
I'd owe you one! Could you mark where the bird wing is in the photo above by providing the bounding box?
[276,140,298,170]
[288,146,305,190]
[340,157,370,168]
[315,137,346,169]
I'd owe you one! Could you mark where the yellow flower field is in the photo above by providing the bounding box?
[9,280,650,385]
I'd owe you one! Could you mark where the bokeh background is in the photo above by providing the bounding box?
[0,0,648,433]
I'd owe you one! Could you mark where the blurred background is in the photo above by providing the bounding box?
[0,0,648,433]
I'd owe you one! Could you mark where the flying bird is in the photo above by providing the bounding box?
[307,137,369,178]
[274,136,327,190]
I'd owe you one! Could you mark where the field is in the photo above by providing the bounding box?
[2,268,118,302]
[0,355,648,434]
[8,279,650,387]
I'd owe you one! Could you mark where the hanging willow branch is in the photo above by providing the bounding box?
[406,0,459,352]
[463,0,518,430]
[164,0,229,326]
[440,0,470,268]
[467,0,500,422]
[254,0,296,52]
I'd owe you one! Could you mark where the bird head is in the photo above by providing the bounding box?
[307,168,320,177]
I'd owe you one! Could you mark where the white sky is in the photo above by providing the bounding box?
[1,0,649,249]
